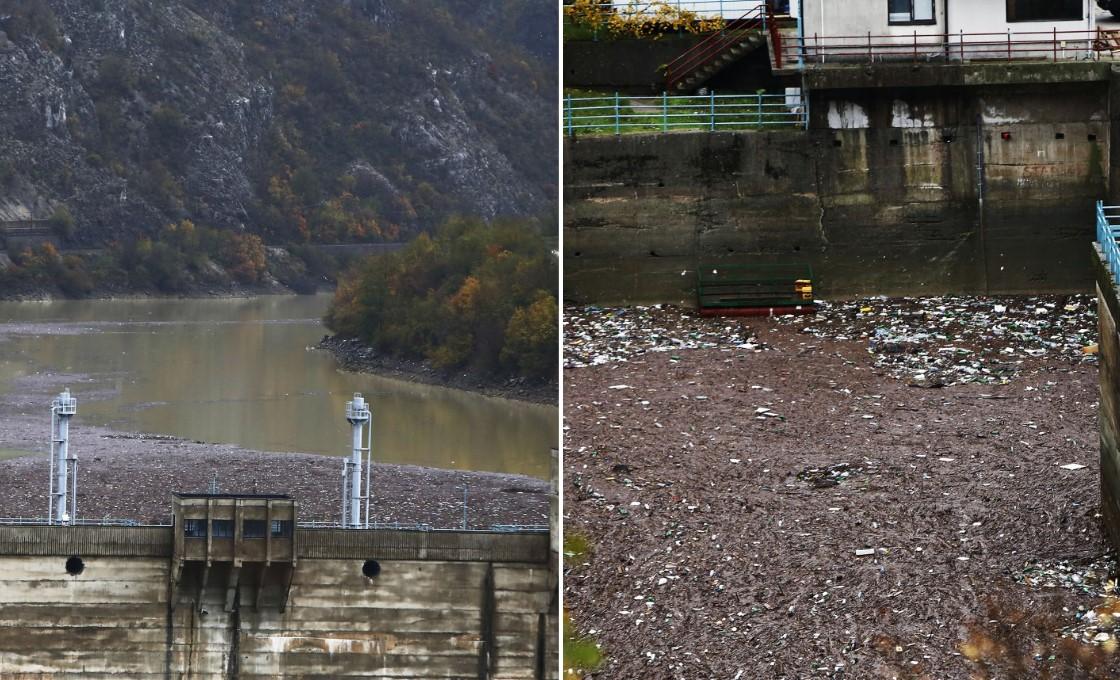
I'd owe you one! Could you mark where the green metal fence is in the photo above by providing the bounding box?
[563,91,807,136]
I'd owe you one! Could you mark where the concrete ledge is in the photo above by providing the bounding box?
[298,529,551,564]
[799,61,1113,90]
[0,525,551,563]
[0,526,172,557]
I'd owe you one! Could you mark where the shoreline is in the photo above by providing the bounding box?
[0,292,559,406]
[319,335,558,406]
[0,282,318,303]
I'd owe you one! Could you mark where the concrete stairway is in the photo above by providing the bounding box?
[671,31,767,92]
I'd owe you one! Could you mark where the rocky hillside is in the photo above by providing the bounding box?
[0,0,557,251]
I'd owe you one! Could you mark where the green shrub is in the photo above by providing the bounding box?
[325,217,557,383]
[48,205,75,242]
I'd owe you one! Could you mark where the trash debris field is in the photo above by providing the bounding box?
[564,295,1119,679]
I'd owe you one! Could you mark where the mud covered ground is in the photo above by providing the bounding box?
[564,296,1119,679]
[0,371,549,529]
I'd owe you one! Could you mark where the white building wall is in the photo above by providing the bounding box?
[946,0,1094,36]
[798,0,1095,60]
[800,0,946,41]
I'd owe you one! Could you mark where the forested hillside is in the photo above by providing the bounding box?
[326,217,557,384]
[0,0,556,295]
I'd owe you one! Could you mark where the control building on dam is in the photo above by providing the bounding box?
[564,0,1120,305]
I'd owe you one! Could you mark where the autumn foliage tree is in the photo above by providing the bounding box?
[325,216,557,383]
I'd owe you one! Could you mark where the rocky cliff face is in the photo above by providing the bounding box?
[0,0,556,247]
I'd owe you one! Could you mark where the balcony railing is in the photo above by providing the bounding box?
[564,91,807,136]
[782,28,1117,67]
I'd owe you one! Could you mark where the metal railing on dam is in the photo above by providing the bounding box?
[1,517,547,532]
[564,91,807,136]
[0,523,550,563]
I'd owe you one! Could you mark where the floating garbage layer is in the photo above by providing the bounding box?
[564,296,1114,678]
[565,295,1096,385]
[778,295,1098,386]
[563,305,764,368]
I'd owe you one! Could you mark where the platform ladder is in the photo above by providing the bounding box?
[1098,200,1120,285]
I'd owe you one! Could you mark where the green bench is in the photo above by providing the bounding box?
[696,263,816,317]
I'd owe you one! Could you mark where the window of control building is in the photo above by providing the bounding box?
[271,520,292,537]
[183,519,206,538]
[1006,0,1081,21]
[243,520,267,539]
[212,520,233,538]
[888,0,935,24]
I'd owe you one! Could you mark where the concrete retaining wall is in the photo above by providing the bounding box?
[0,527,556,679]
[565,81,1108,304]
[564,35,783,93]
[1094,246,1120,554]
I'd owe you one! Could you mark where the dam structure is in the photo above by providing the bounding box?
[564,1,1120,305]
[0,393,558,678]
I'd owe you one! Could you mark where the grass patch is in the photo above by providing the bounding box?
[564,529,593,567]
[564,611,604,679]
[0,448,40,461]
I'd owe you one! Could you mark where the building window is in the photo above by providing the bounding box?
[212,520,234,538]
[183,519,206,538]
[1006,0,1082,22]
[888,0,935,24]
[243,520,267,539]
[271,520,292,538]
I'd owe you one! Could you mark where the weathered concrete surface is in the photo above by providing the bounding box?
[566,82,1107,304]
[794,60,1113,89]
[0,527,557,679]
[1094,245,1120,554]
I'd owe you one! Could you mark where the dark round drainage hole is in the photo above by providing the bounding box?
[65,556,84,576]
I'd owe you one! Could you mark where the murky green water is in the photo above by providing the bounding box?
[0,295,556,478]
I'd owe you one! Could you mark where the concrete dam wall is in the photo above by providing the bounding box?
[1095,246,1120,556]
[0,525,557,679]
[565,80,1109,304]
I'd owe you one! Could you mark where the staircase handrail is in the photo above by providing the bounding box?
[665,4,767,90]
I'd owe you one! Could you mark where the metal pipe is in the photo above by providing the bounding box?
[70,455,77,524]
[365,412,374,528]
[47,407,55,524]
[340,459,347,527]
[350,402,363,528]
[55,403,68,522]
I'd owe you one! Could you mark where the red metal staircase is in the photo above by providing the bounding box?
[665,4,781,92]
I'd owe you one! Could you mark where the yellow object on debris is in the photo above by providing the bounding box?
[1083,344,1099,355]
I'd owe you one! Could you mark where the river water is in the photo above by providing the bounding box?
[0,295,556,479]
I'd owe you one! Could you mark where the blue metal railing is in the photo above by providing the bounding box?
[564,91,807,136]
[1098,200,1120,282]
